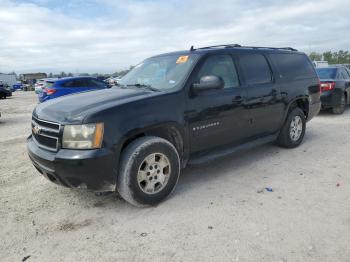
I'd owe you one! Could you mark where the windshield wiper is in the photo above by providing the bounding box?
[126,84,160,92]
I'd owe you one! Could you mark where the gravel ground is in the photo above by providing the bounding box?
[0,92,349,262]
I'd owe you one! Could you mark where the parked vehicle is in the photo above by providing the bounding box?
[0,81,12,99]
[13,82,23,91]
[313,61,329,68]
[316,66,350,114]
[27,44,321,206]
[34,79,47,94]
[38,77,109,102]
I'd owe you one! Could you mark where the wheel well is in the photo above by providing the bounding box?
[120,126,184,159]
[290,98,309,118]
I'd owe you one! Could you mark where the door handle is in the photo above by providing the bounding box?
[232,96,243,104]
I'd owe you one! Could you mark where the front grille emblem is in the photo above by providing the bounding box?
[32,124,42,135]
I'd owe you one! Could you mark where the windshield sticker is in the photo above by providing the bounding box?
[176,55,189,64]
[169,80,176,84]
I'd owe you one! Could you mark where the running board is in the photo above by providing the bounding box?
[188,134,278,165]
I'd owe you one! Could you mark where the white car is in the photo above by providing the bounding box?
[34,79,46,94]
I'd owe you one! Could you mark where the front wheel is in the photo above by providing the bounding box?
[117,136,181,207]
[277,107,306,148]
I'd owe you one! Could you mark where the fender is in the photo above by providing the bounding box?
[115,121,189,168]
[281,95,310,125]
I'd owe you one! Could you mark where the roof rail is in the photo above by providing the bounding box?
[243,46,298,51]
[190,44,298,52]
[190,44,242,51]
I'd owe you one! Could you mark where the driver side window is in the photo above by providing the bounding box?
[197,55,239,89]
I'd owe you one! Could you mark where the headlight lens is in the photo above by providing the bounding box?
[62,123,104,149]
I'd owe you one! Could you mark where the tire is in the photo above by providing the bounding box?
[117,136,181,207]
[277,107,306,148]
[332,93,346,115]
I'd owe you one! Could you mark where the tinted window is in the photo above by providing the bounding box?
[345,68,350,78]
[89,79,107,88]
[340,69,349,79]
[315,68,337,79]
[197,55,239,89]
[269,54,315,80]
[62,79,86,88]
[239,54,272,85]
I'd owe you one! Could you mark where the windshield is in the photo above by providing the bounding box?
[118,54,199,91]
[316,68,337,79]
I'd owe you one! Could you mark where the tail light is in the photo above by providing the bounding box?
[318,78,321,94]
[45,88,57,95]
[320,82,335,92]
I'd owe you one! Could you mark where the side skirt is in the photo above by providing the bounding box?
[188,133,279,165]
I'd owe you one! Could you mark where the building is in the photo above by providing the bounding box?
[0,73,17,87]
[21,73,47,84]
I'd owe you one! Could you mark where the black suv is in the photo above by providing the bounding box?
[27,45,321,206]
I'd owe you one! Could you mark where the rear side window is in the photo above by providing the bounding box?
[269,54,315,80]
[340,68,349,79]
[62,79,86,88]
[239,54,272,85]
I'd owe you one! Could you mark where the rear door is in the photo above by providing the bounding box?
[339,68,350,102]
[237,53,284,137]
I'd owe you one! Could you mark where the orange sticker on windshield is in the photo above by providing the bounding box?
[176,55,189,64]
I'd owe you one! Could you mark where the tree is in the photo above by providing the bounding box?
[309,52,322,61]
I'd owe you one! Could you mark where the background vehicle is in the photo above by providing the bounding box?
[13,82,23,91]
[313,61,328,68]
[316,66,350,114]
[28,45,321,207]
[38,76,109,102]
[0,81,12,99]
[34,79,47,94]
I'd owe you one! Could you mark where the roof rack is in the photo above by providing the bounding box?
[190,44,298,52]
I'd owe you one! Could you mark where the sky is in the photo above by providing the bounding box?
[0,0,349,74]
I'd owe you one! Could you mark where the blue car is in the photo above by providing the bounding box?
[13,82,23,91]
[38,77,108,102]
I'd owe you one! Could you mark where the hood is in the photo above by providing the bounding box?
[34,88,155,123]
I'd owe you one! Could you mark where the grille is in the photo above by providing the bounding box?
[31,116,61,151]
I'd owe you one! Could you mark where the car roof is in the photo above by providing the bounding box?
[151,45,304,59]
[51,76,97,83]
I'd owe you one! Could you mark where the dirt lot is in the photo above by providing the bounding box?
[0,92,349,262]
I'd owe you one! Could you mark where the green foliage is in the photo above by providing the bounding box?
[309,50,350,64]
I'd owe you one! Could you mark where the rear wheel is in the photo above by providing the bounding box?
[117,136,181,207]
[332,93,346,115]
[277,107,306,148]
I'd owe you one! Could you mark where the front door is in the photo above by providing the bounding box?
[185,54,250,153]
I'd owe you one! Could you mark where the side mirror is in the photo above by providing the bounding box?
[192,75,224,93]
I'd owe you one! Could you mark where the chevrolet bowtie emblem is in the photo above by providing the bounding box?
[32,125,42,135]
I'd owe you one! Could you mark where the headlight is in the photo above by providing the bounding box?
[62,123,104,149]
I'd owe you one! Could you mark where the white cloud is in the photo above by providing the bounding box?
[0,0,349,73]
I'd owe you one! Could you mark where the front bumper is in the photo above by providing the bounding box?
[27,135,117,191]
